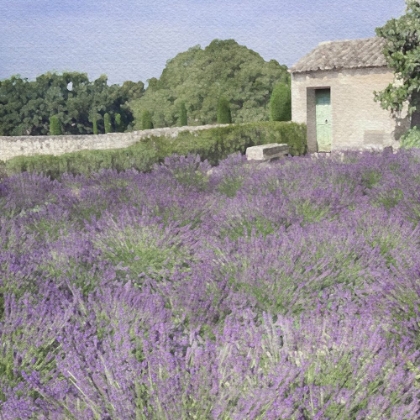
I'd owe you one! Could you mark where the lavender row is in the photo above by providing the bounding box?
[0,150,420,418]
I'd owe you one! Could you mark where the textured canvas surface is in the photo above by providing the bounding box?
[0,1,406,85]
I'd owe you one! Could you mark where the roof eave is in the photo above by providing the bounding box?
[289,64,391,74]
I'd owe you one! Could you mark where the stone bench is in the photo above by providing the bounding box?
[246,143,289,161]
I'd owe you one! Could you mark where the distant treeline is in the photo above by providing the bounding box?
[131,39,291,128]
[0,72,144,136]
[0,39,291,136]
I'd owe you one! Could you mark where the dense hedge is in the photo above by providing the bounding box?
[0,121,306,180]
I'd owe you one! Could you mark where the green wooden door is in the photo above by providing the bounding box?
[315,89,332,152]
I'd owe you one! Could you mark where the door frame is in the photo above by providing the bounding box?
[305,86,332,153]
[315,88,332,152]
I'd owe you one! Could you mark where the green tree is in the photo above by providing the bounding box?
[90,111,100,135]
[179,102,188,126]
[0,72,144,136]
[113,80,145,131]
[141,110,153,129]
[49,115,61,135]
[64,72,94,134]
[217,97,232,124]
[104,112,112,133]
[115,113,122,132]
[119,80,145,100]
[270,82,291,121]
[374,0,420,127]
[0,76,36,135]
[129,39,290,128]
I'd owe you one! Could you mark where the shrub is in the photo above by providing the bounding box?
[49,115,62,135]
[217,97,232,124]
[3,121,307,179]
[0,160,7,182]
[179,102,188,126]
[400,126,420,149]
[115,113,122,132]
[270,82,291,121]
[92,117,98,135]
[141,110,154,129]
[152,153,211,192]
[104,113,112,134]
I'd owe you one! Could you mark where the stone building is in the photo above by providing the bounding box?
[289,37,411,153]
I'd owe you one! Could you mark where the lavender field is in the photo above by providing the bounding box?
[1,150,420,419]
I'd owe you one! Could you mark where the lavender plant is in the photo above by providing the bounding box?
[86,207,200,286]
[152,154,212,192]
[1,149,420,419]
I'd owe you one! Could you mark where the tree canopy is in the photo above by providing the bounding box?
[374,0,420,121]
[0,72,144,136]
[270,82,291,121]
[0,40,289,135]
[129,39,290,128]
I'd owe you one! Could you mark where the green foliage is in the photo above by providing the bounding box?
[3,122,307,180]
[115,113,122,132]
[104,112,112,133]
[93,224,195,285]
[92,117,98,135]
[219,215,277,241]
[0,327,62,404]
[119,80,145,100]
[361,169,382,189]
[141,110,153,129]
[217,177,244,197]
[0,160,7,182]
[217,97,232,124]
[374,0,420,116]
[293,200,331,225]
[373,188,404,211]
[179,102,188,126]
[270,82,291,121]
[0,75,37,135]
[400,126,420,148]
[130,39,290,128]
[168,121,305,165]
[49,115,61,135]
[0,72,144,136]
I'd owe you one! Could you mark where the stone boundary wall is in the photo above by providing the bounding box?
[0,124,231,162]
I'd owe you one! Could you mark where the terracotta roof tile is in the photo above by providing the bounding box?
[290,37,388,73]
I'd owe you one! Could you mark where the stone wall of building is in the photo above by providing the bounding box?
[0,124,230,162]
[291,67,411,153]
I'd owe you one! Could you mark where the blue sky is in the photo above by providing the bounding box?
[0,0,406,86]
